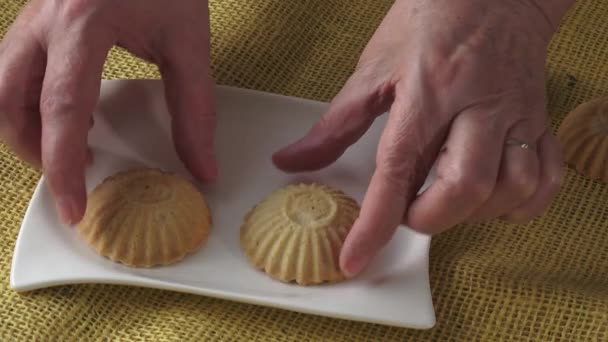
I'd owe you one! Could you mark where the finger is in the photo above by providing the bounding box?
[339,95,443,277]
[40,33,111,225]
[467,125,541,221]
[0,26,46,167]
[406,107,506,234]
[86,147,94,167]
[87,118,94,166]
[272,72,393,172]
[502,131,563,223]
[160,32,217,182]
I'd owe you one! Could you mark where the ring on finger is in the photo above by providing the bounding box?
[505,137,535,150]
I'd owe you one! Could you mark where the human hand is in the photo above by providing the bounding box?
[0,0,216,225]
[273,0,573,277]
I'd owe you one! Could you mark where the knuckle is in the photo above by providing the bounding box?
[424,47,467,88]
[60,0,100,22]
[313,114,355,146]
[376,148,424,192]
[354,51,384,73]
[508,169,539,199]
[312,116,336,139]
[315,116,332,131]
[376,161,409,191]
[442,173,494,204]
[40,95,77,123]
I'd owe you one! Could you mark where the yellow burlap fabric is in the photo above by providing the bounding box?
[1,0,607,340]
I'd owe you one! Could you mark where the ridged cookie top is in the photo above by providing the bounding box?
[77,168,212,267]
[557,97,608,183]
[240,183,360,285]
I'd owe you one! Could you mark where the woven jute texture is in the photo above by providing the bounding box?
[1,0,607,341]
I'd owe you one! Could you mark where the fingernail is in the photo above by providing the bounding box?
[56,196,76,226]
[343,254,370,278]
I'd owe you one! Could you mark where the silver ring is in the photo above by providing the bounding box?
[505,138,533,150]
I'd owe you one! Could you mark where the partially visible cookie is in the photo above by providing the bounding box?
[240,183,360,285]
[557,96,608,183]
[77,168,212,267]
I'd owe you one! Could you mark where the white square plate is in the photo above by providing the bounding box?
[10,80,435,329]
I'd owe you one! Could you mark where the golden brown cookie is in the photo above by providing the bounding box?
[77,168,212,267]
[240,183,360,285]
[557,96,608,183]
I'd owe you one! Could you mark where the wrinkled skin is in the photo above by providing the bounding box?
[0,0,217,225]
[0,0,574,277]
[273,0,573,275]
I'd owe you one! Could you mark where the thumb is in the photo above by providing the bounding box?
[160,43,217,182]
[272,73,393,172]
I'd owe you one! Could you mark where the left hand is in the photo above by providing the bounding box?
[272,0,566,277]
[0,0,216,225]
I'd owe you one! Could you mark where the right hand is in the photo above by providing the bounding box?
[0,0,217,225]
[273,0,568,277]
